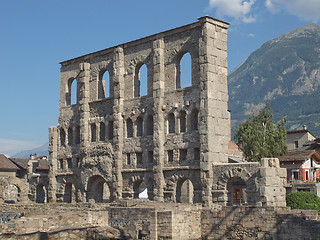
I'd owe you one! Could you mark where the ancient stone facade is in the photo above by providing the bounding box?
[48,16,286,208]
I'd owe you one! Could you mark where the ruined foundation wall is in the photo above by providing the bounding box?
[1,203,320,240]
[201,206,320,240]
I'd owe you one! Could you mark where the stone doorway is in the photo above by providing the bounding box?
[227,177,246,205]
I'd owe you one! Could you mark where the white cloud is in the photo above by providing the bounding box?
[265,0,278,13]
[248,33,255,37]
[208,0,256,23]
[266,0,320,22]
[0,138,40,156]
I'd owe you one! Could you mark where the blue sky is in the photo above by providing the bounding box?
[1,0,319,156]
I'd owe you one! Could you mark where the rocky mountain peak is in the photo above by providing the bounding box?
[228,24,320,137]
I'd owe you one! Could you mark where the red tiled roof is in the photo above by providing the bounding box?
[0,154,20,170]
[228,141,243,158]
[279,149,320,162]
[36,159,49,171]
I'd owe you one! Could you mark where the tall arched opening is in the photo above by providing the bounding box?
[87,175,110,203]
[176,178,194,204]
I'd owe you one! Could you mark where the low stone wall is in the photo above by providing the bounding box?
[1,202,320,239]
[201,206,320,240]
[108,200,202,239]
[0,203,112,237]
[1,226,121,240]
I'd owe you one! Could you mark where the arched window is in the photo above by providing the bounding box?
[91,123,96,142]
[136,116,144,137]
[99,122,105,141]
[191,108,199,131]
[100,70,111,99]
[68,127,73,146]
[75,126,80,144]
[168,113,175,134]
[126,118,133,138]
[179,110,187,133]
[176,179,194,204]
[178,52,192,89]
[133,180,149,199]
[135,64,148,97]
[108,121,114,140]
[145,115,153,136]
[60,128,66,147]
[67,78,78,105]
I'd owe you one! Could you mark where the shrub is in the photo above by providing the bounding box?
[286,191,320,213]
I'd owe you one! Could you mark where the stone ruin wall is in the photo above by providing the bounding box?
[1,202,320,239]
[48,16,232,206]
[0,16,288,210]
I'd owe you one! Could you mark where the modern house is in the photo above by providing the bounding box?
[280,127,320,195]
[286,125,316,150]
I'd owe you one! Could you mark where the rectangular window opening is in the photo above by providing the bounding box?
[167,150,174,163]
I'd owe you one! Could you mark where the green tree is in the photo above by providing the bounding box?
[286,191,320,213]
[234,105,287,162]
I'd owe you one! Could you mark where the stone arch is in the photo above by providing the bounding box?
[66,77,78,105]
[176,177,194,204]
[36,184,47,203]
[177,52,192,88]
[90,61,113,101]
[130,175,153,200]
[215,167,255,205]
[133,179,145,199]
[86,175,111,203]
[126,52,152,99]
[134,63,148,97]
[99,69,111,99]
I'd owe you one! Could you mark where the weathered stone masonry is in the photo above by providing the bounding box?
[48,16,286,208]
[48,16,231,206]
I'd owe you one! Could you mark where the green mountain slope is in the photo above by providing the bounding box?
[229,24,320,136]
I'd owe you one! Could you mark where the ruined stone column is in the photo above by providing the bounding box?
[152,38,165,201]
[111,46,125,201]
[198,16,229,206]
[78,62,91,149]
[48,126,58,202]
[76,62,91,202]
